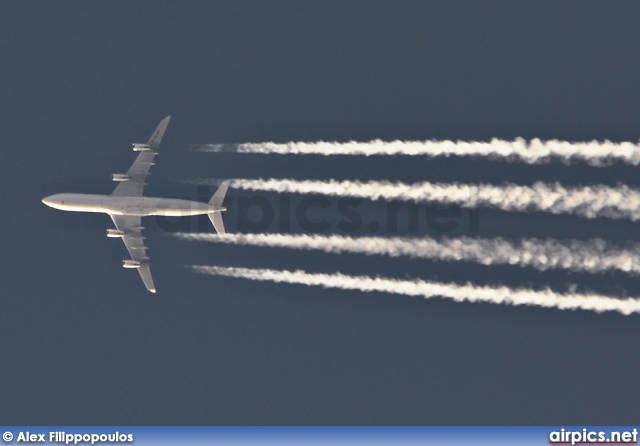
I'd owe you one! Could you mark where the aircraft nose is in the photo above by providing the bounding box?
[42,195,56,207]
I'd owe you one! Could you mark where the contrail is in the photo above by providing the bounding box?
[174,232,640,275]
[191,265,640,315]
[194,138,640,166]
[193,177,640,221]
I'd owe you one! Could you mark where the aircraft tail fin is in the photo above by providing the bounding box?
[208,181,230,235]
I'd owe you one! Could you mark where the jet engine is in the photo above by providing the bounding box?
[122,260,141,268]
[107,229,125,238]
[132,143,152,151]
[112,174,130,182]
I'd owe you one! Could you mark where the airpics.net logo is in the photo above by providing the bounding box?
[157,187,482,236]
[549,428,638,445]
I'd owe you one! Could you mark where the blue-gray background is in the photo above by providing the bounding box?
[2,1,639,424]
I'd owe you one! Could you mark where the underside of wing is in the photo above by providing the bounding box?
[147,115,171,148]
[112,116,170,198]
[111,151,157,197]
[136,264,155,294]
[110,214,156,293]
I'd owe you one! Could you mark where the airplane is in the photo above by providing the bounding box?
[42,116,229,293]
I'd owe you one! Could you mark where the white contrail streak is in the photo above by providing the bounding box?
[174,232,640,275]
[193,177,640,221]
[191,265,640,315]
[194,138,640,166]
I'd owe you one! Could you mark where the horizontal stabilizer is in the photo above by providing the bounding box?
[209,180,230,208]
[209,212,225,235]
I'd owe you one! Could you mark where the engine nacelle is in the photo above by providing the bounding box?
[107,229,125,238]
[122,260,141,268]
[132,143,152,151]
[112,174,130,182]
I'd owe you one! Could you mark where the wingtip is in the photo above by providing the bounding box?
[149,288,157,293]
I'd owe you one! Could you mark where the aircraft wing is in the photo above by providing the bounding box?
[112,116,171,197]
[110,214,156,293]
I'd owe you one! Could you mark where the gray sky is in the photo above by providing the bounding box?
[2,1,640,424]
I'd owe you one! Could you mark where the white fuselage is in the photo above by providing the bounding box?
[42,193,224,216]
